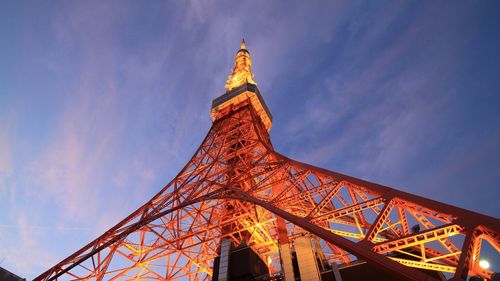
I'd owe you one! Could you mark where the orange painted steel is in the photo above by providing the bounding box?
[35,43,499,281]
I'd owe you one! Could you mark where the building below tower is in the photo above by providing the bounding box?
[0,266,25,281]
[210,233,448,281]
[211,239,271,281]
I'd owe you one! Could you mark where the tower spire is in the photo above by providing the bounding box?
[224,39,256,91]
[211,39,273,131]
[240,38,246,50]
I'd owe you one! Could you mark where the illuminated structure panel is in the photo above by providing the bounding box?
[35,40,499,281]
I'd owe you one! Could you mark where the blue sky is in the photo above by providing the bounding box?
[0,1,499,279]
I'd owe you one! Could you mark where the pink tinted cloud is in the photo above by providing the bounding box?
[0,140,12,195]
[27,75,121,219]
[0,215,58,276]
[21,1,129,220]
[0,112,16,194]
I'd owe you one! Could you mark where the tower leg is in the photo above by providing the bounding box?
[276,215,295,281]
[294,236,322,281]
[279,243,295,281]
[218,238,231,281]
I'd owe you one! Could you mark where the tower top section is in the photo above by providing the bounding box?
[224,38,257,91]
[211,39,272,131]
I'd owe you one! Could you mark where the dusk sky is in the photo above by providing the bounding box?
[1,1,499,279]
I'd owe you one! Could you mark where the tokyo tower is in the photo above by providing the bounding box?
[35,40,499,281]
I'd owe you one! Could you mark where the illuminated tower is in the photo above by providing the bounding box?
[36,40,499,281]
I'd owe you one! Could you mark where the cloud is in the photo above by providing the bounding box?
[0,113,14,194]
[281,3,458,167]
[23,41,122,219]
[0,215,58,277]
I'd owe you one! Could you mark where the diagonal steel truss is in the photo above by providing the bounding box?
[35,101,499,281]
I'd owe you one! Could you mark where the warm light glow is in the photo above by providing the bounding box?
[479,259,490,269]
[224,38,256,91]
[211,40,273,131]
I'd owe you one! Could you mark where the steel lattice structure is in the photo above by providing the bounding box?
[36,41,499,281]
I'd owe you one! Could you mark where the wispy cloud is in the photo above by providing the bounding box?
[27,75,121,218]
[281,3,459,170]
[0,112,15,194]
[0,215,58,277]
